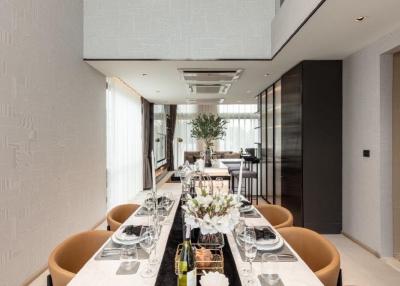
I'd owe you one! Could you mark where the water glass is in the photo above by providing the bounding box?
[261,254,280,285]
[140,226,157,278]
[120,245,138,271]
[241,226,257,279]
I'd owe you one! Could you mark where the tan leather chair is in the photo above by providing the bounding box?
[256,204,293,229]
[107,203,140,231]
[48,230,112,286]
[278,227,340,286]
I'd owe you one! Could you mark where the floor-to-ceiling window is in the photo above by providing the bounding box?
[106,78,143,210]
[217,104,258,152]
[174,105,199,166]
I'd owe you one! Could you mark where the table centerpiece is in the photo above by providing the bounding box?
[181,188,241,248]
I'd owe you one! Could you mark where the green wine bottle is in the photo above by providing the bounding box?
[177,225,197,286]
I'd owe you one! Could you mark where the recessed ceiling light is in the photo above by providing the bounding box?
[246,90,252,94]
[264,73,270,77]
[355,16,366,22]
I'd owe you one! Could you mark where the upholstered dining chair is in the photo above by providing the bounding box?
[48,230,112,286]
[107,203,140,231]
[278,227,341,286]
[256,204,293,229]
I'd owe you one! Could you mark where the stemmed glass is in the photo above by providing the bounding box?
[140,226,157,278]
[160,192,172,225]
[241,226,257,285]
[214,177,224,195]
[144,192,155,214]
[119,245,139,271]
[261,254,280,285]
[148,212,160,264]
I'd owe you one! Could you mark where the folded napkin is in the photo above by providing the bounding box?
[122,225,142,236]
[255,227,276,240]
[145,196,170,206]
[241,200,252,207]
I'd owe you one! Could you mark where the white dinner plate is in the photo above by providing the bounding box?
[255,235,280,246]
[239,205,254,212]
[111,228,141,245]
[256,237,284,251]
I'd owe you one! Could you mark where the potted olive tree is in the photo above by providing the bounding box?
[190,113,228,167]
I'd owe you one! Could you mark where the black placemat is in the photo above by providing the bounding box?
[155,197,242,286]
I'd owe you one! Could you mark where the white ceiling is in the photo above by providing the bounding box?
[87,0,400,104]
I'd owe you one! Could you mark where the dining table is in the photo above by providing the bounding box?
[68,182,323,286]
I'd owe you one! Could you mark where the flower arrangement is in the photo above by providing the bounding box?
[182,188,241,235]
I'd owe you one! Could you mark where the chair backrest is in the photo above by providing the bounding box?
[107,203,140,231]
[48,230,112,286]
[278,227,340,286]
[256,204,293,229]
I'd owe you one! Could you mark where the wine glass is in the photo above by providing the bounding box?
[144,192,155,214]
[214,177,224,195]
[140,226,157,278]
[148,216,160,265]
[261,254,280,285]
[120,245,138,271]
[241,226,257,283]
[161,192,172,225]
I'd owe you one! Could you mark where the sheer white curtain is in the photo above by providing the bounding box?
[217,104,258,152]
[174,105,199,166]
[106,78,143,210]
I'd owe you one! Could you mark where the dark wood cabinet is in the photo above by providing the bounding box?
[280,61,342,233]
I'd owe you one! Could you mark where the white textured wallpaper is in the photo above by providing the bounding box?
[0,1,106,285]
[84,0,275,59]
[342,26,400,257]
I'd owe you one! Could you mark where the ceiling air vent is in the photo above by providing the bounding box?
[189,83,231,95]
[179,68,242,95]
[186,98,225,104]
[180,69,242,83]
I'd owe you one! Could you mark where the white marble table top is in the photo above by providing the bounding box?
[69,182,323,286]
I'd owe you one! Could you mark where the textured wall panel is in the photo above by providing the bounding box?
[83,0,275,59]
[0,1,106,285]
[342,26,400,257]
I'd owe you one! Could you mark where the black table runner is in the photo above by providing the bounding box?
[155,198,242,286]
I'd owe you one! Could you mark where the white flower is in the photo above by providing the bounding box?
[182,192,241,234]
[199,214,218,235]
[197,194,213,208]
[214,215,231,233]
[185,214,200,229]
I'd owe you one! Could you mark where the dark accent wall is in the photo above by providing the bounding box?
[258,60,342,233]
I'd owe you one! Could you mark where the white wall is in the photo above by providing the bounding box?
[0,1,106,285]
[343,25,400,257]
[271,0,322,56]
[84,0,275,59]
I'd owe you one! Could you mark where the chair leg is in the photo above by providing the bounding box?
[107,225,111,231]
[256,178,258,205]
[250,178,253,203]
[47,274,53,286]
[337,269,343,286]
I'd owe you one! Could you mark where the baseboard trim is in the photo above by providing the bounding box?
[22,264,48,286]
[342,231,380,258]
[23,216,106,286]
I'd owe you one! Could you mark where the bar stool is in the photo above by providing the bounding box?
[227,164,249,192]
[231,170,258,203]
